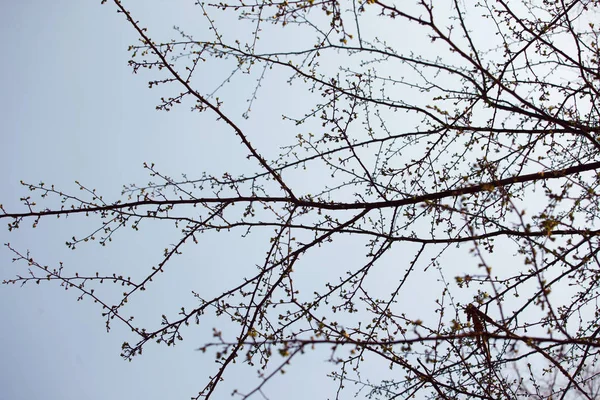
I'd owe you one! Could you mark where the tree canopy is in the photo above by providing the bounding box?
[3,0,600,398]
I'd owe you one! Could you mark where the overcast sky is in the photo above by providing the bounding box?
[0,2,247,399]
[2,1,582,399]
[0,1,370,399]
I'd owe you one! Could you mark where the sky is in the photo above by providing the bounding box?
[0,2,361,399]
[2,1,593,399]
[0,2,251,399]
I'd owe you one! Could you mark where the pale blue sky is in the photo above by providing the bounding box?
[2,1,578,399]
[0,2,253,399]
[2,2,190,399]
[0,2,347,399]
